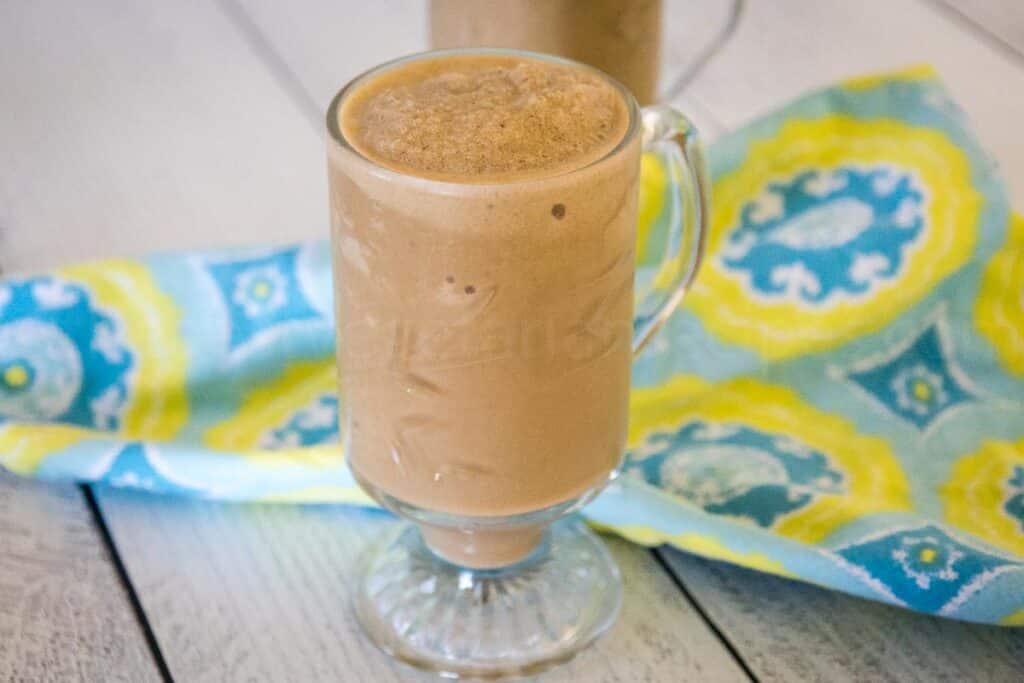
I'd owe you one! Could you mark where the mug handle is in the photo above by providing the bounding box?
[632,106,711,356]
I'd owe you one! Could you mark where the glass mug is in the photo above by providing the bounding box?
[327,49,708,678]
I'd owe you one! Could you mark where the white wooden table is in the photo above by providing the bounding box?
[2,2,1024,681]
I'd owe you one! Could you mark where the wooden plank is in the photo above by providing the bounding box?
[0,0,327,271]
[658,548,1024,682]
[96,490,749,682]
[0,472,161,682]
[932,0,1024,58]
[680,0,1024,206]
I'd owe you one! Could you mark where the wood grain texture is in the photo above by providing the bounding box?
[0,0,326,271]
[0,473,160,682]
[96,491,748,682]
[932,0,1024,58]
[679,0,1024,205]
[658,547,1024,683]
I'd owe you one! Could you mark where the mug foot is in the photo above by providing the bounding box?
[354,516,622,679]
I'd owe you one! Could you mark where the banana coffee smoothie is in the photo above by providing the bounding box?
[431,0,663,104]
[328,52,639,566]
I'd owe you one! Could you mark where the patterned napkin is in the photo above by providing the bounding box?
[2,67,1022,624]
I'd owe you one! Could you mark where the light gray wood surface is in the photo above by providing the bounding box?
[0,472,160,682]
[0,0,326,272]
[658,548,1024,683]
[3,0,1024,681]
[933,0,1024,58]
[96,491,748,682]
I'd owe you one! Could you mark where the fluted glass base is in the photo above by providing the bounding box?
[354,517,622,679]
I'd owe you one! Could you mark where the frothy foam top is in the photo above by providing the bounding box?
[338,54,630,182]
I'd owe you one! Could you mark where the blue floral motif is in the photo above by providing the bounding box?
[262,394,339,449]
[892,534,963,589]
[624,421,844,527]
[232,265,288,319]
[835,525,1022,613]
[0,278,133,430]
[722,167,925,304]
[1005,466,1024,533]
[102,443,203,496]
[205,248,322,353]
[843,319,975,431]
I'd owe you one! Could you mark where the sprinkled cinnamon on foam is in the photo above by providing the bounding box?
[340,54,629,182]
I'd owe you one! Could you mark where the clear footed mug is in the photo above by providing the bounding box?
[326,49,709,679]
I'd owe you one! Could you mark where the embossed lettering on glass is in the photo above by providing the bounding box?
[326,49,709,678]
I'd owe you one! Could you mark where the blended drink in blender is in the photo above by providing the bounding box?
[330,52,639,567]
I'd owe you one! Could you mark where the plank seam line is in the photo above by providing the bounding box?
[925,0,1024,67]
[81,485,176,683]
[651,548,760,682]
[214,0,323,134]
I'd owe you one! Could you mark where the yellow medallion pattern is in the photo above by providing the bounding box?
[687,116,980,359]
[625,376,911,542]
[205,359,342,468]
[976,213,1024,376]
[0,261,187,472]
[61,260,189,440]
[943,438,1024,557]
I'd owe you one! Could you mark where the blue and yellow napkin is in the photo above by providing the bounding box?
[2,67,1022,624]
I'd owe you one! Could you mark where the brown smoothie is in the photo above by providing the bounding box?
[329,53,640,567]
[430,0,663,105]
